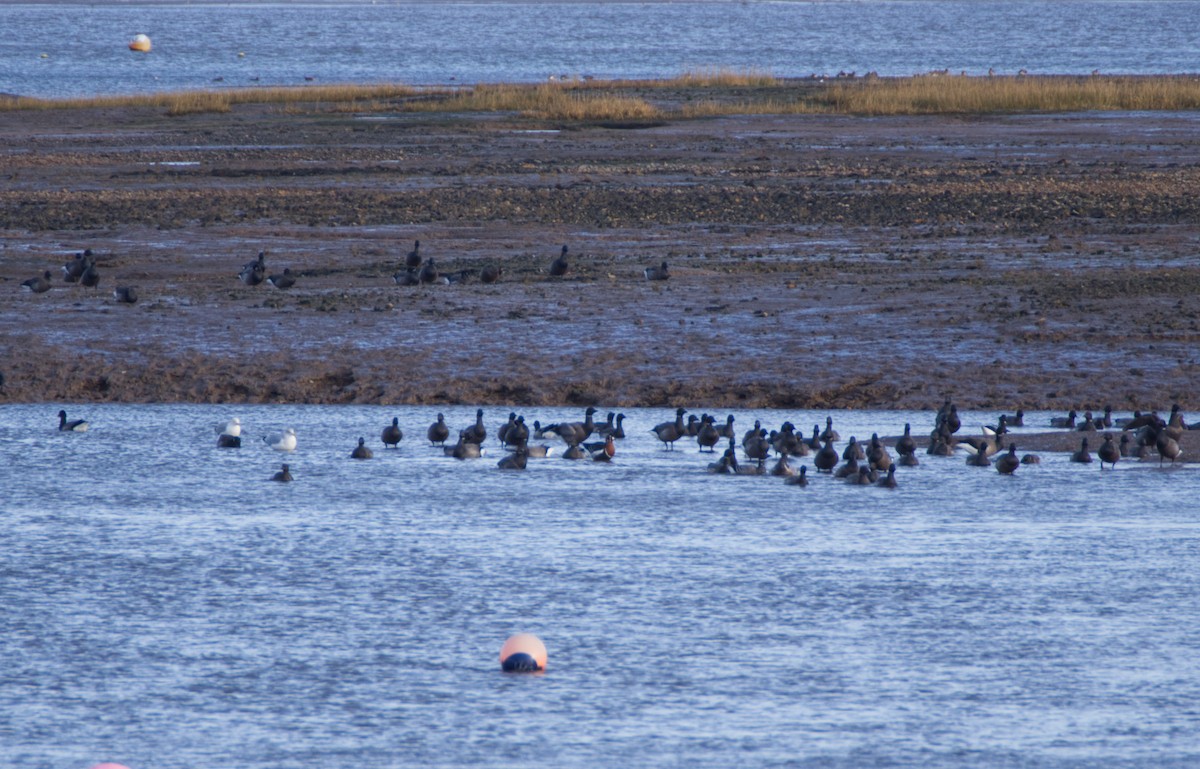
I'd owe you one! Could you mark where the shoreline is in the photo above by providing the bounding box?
[2,97,1199,410]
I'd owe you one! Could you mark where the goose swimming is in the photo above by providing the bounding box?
[57,409,88,432]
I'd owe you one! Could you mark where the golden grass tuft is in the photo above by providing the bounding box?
[413,82,662,121]
[5,74,1200,119]
[816,74,1200,115]
[0,83,423,114]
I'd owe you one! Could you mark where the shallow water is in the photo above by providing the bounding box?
[3,1,1199,98]
[2,403,1198,768]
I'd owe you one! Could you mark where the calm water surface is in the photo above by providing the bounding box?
[2,1,1199,98]
[1,403,1198,768]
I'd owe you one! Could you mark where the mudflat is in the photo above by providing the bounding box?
[2,101,1199,409]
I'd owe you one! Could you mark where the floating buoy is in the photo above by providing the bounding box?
[90,763,132,769]
[500,633,547,672]
[128,34,151,52]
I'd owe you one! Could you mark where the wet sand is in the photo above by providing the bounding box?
[2,99,1200,409]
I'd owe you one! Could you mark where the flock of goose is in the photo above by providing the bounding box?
[53,400,1191,485]
[20,249,138,303]
[19,242,670,303]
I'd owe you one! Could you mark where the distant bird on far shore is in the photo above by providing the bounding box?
[405,240,422,269]
[643,260,669,281]
[79,261,100,289]
[267,268,295,289]
[480,265,503,284]
[62,250,93,283]
[22,271,52,294]
[239,251,266,286]
[113,286,138,304]
[549,245,569,276]
[418,257,439,284]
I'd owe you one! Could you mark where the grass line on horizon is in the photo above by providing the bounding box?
[5,73,1200,119]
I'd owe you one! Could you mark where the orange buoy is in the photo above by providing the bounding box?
[499,633,547,672]
[128,34,151,52]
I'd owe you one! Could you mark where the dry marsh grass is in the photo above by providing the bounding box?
[5,74,1200,119]
[816,74,1200,114]
[411,83,662,120]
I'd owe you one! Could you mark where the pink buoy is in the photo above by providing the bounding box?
[499,633,547,672]
[90,764,132,769]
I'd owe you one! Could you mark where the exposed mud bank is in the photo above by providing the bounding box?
[2,103,1199,409]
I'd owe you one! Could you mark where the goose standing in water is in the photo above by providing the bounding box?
[1156,430,1182,466]
[876,465,898,488]
[497,446,528,470]
[351,437,373,459]
[57,410,88,432]
[651,407,687,450]
[814,438,839,473]
[995,443,1020,474]
[382,417,403,448]
[1097,434,1120,470]
[895,423,917,458]
[583,434,616,462]
[271,463,293,482]
[819,416,840,443]
[446,432,485,459]
[553,406,598,446]
[1070,437,1093,464]
[263,427,297,452]
[696,415,720,453]
[22,271,52,294]
[770,454,798,477]
[867,433,892,472]
[784,465,809,486]
[427,413,450,446]
[1050,410,1078,429]
[462,408,487,445]
[549,245,569,277]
